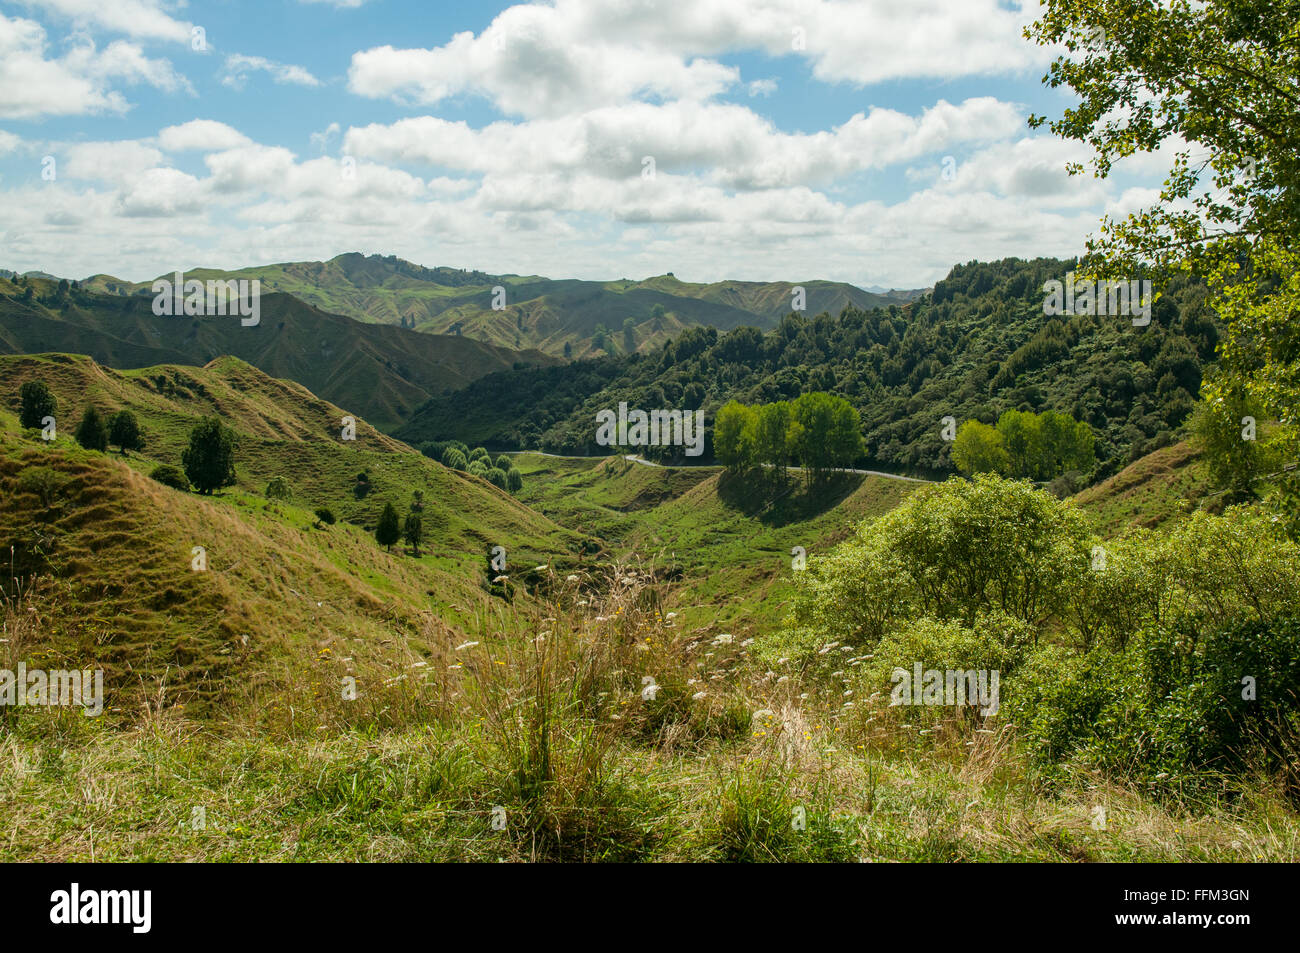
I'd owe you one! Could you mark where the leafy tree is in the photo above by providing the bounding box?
[442,447,468,470]
[1190,387,1279,500]
[485,466,508,489]
[403,512,423,556]
[1038,409,1094,480]
[952,420,1010,476]
[150,464,191,492]
[494,454,512,471]
[74,406,108,451]
[19,381,57,430]
[714,400,754,472]
[622,317,637,353]
[753,401,793,480]
[563,341,573,359]
[182,417,238,494]
[469,446,490,463]
[18,466,68,507]
[506,467,523,493]
[411,489,424,512]
[314,506,336,526]
[376,502,401,552]
[1027,0,1300,523]
[996,410,1042,479]
[107,410,145,454]
[467,459,489,478]
[353,470,371,499]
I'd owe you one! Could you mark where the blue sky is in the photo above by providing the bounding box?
[0,0,1175,288]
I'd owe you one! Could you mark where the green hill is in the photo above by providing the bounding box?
[397,257,1218,482]
[69,252,921,358]
[0,276,558,431]
[0,354,594,716]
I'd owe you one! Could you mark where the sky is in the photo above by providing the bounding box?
[0,0,1177,289]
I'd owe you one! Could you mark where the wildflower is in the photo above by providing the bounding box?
[565,573,578,582]
[454,641,480,651]
[691,691,707,701]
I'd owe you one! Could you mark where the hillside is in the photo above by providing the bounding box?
[397,257,1218,482]
[73,252,923,358]
[0,277,558,431]
[0,354,594,716]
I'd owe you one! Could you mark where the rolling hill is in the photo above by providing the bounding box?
[0,275,558,431]
[0,353,594,715]
[74,252,925,358]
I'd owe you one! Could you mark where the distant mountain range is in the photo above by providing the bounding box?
[54,253,927,358]
[0,275,558,431]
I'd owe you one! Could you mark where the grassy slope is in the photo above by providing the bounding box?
[1072,441,1208,534]
[510,453,918,633]
[0,277,557,431]
[0,355,593,716]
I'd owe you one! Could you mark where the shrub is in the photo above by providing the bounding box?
[17,466,68,506]
[265,476,292,501]
[506,468,523,493]
[441,448,467,470]
[467,460,489,478]
[485,466,508,490]
[314,506,336,526]
[150,464,191,492]
[469,446,490,463]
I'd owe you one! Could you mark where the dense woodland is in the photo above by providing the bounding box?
[397,257,1215,479]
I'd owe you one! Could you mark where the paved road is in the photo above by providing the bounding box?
[512,450,934,483]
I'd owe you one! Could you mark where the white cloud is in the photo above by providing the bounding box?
[0,13,190,118]
[344,97,1024,190]
[348,0,1047,119]
[220,53,321,90]
[158,119,254,153]
[17,0,194,43]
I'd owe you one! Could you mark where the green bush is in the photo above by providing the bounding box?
[441,448,467,470]
[265,476,292,501]
[150,464,191,492]
[485,466,508,490]
[1016,616,1300,796]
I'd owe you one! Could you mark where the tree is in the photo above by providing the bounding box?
[182,417,237,494]
[1038,410,1094,479]
[376,503,401,552]
[792,392,839,484]
[404,512,423,556]
[74,406,108,451]
[563,341,573,359]
[623,317,637,353]
[485,466,508,489]
[107,410,145,454]
[753,400,793,480]
[315,506,336,526]
[714,400,755,472]
[996,410,1042,479]
[1027,0,1300,524]
[952,421,1010,476]
[506,467,523,493]
[19,381,57,430]
[441,447,467,470]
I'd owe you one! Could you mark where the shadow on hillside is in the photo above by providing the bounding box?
[716,470,864,527]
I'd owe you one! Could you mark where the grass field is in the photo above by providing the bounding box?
[2,355,1293,863]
